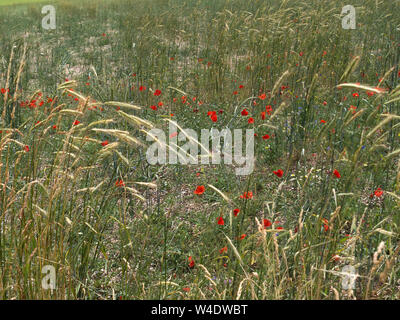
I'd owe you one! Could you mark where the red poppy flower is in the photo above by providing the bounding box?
[259,93,267,100]
[320,119,326,124]
[194,185,205,195]
[150,105,157,110]
[239,234,246,240]
[73,120,80,125]
[52,125,57,130]
[24,145,30,152]
[182,287,190,292]
[239,85,244,89]
[240,191,253,199]
[261,111,266,120]
[0,88,6,94]
[115,179,125,187]
[101,140,109,147]
[323,101,327,106]
[352,92,359,98]
[241,109,249,116]
[233,91,238,95]
[233,208,240,217]
[367,91,375,97]
[273,169,283,178]
[219,246,228,254]
[262,134,270,140]
[333,169,341,178]
[139,85,146,91]
[211,114,218,122]
[263,219,272,228]
[374,188,383,197]
[322,219,329,232]
[217,217,224,225]
[154,89,162,96]
[248,117,254,124]
[188,256,195,268]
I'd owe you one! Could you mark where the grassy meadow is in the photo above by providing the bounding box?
[0,0,400,300]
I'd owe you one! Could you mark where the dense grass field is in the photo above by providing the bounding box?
[0,0,400,300]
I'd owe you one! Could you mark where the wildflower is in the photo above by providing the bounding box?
[239,234,246,240]
[150,105,157,111]
[263,219,272,228]
[139,85,146,91]
[182,287,190,292]
[273,169,283,178]
[154,89,162,96]
[194,185,205,195]
[240,191,253,199]
[333,169,341,178]
[115,180,125,187]
[262,134,270,140]
[233,208,240,217]
[374,188,383,197]
[320,119,326,124]
[259,93,267,100]
[188,256,195,268]
[261,111,266,120]
[248,117,254,124]
[352,92,359,98]
[217,217,225,225]
[101,140,109,147]
[241,109,249,116]
[73,120,80,125]
[239,85,244,89]
[24,145,30,152]
[219,246,228,254]
[169,132,178,138]
[322,219,329,232]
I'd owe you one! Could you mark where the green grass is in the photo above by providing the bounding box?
[0,0,399,300]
